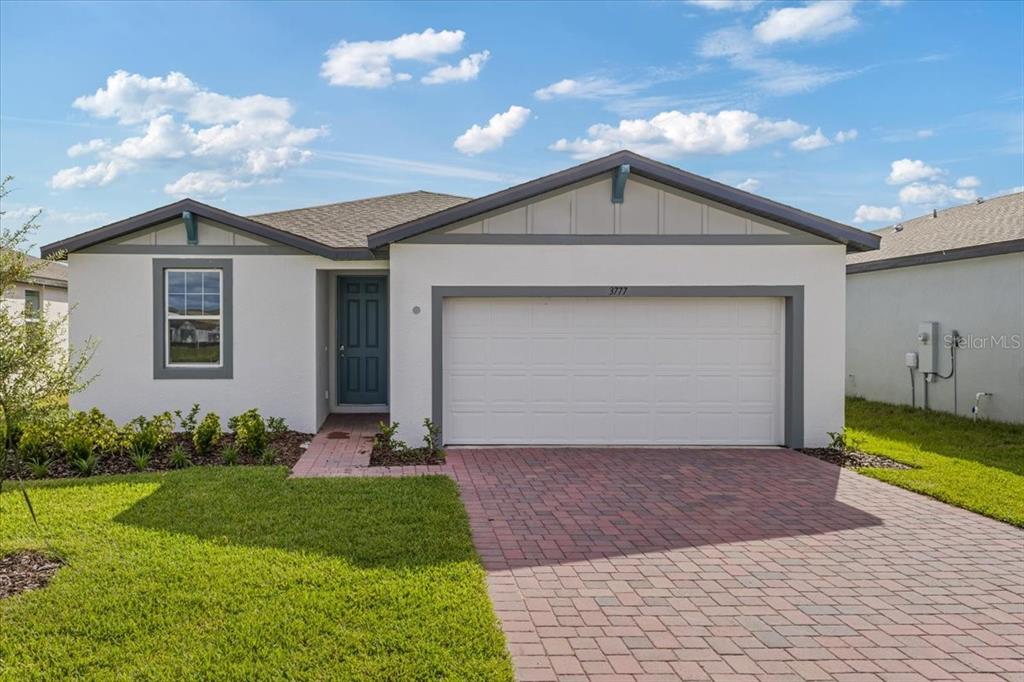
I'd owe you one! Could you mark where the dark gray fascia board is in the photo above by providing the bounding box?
[846,239,1024,274]
[367,150,881,252]
[40,198,382,261]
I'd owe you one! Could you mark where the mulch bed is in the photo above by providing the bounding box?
[369,447,446,467]
[800,447,913,470]
[0,551,63,599]
[3,431,313,480]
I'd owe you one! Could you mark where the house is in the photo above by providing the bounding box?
[2,252,69,347]
[41,151,880,447]
[846,192,1024,423]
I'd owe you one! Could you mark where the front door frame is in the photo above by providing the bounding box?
[336,275,389,407]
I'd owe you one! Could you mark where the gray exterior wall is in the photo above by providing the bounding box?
[846,252,1024,423]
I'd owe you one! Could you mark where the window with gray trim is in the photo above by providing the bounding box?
[153,258,233,379]
[165,269,222,366]
[24,289,41,320]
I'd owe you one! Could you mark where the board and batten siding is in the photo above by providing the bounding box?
[441,176,803,237]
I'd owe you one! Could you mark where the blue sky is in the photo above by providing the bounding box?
[1,0,1022,251]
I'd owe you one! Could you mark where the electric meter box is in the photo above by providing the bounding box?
[917,321,939,374]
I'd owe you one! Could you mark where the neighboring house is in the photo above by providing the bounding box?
[41,151,880,447]
[846,192,1024,423]
[2,252,69,347]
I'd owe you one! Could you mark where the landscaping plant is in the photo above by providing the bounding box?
[228,409,268,454]
[266,416,288,437]
[193,412,222,455]
[219,444,239,466]
[128,446,152,472]
[168,445,191,469]
[259,445,277,466]
[174,403,201,438]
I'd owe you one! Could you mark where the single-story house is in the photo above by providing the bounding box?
[846,192,1024,423]
[42,151,880,447]
[2,252,69,348]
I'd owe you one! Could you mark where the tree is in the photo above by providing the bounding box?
[1,176,95,449]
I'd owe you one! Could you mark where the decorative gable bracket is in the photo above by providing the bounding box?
[182,211,198,245]
[611,164,630,204]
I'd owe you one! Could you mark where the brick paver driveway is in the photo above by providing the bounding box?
[444,447,1024,681]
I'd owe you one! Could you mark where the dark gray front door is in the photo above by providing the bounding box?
[338,276,387,404]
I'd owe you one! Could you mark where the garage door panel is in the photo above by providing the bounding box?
[444,297,783,445]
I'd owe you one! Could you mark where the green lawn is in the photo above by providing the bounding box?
[846,397,1024,527]
[0,467,512,680]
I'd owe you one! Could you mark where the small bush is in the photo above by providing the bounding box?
[129,446,152,471]
[125,412,174,456]
[193,412,222,455]
[422,418,442,456]
[63,432,94,464]
[373,421,408,455]
[229,409,268,454]
[168,445,191,469]
[27,455,52,479]
[219,444,239,466]
[259,445,277,465]
[62,409,121,456]
[71,452,99,476]
[17,426,50,464]
[174,403,201,438]
[266,416,288,437]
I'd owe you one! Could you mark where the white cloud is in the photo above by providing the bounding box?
[67,138,109,157]
[320,28,466,88]
[956,175,981,188]
[835,128,858,143]
[550,109,807,159]
[164,171,255,197]
[736,178,761,191]
[316,150,518,183]
[754,1,858,45]
[887,158,944,185]
[49,161,125,189]
[898,182,976,206]
[52,70,325,196]
[853,204,902,224]
[699,28,858,96]
[534,76,644,101]
[422,50,489,85]
[0,204,110,228]
[454,105,531,155]
[917,129,934,138]
[791,128,832,151]
[686,0,761,10]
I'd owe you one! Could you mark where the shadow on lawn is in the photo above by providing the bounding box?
[113,467,476,569]
[847,398,1024,476]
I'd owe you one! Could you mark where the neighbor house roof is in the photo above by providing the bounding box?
[847,192,1024,274]
[16,253,68,288]
[250,191,470,248]
[42,150,880,259]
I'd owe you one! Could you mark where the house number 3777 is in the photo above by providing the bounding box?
[608,287,629,296]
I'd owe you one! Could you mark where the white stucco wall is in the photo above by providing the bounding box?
[3,282,69,350]
[847,252,1024,423]
[68,252,345,433]
[389,243,848,448]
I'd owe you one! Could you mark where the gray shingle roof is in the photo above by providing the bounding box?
[847,192,1023,267]
[249,191,471,248]
[22,253,68,286]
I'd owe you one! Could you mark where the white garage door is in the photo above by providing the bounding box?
[443,297,785,445]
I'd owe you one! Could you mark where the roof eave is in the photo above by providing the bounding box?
[847,238,1024,274]
[366,150,881,252]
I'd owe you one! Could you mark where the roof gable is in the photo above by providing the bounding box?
[367,150,881,252]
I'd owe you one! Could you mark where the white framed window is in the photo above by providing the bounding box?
[165,269,222,367]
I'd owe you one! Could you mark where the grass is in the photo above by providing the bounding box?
[846,397,1024,527]
[0,467,512,680]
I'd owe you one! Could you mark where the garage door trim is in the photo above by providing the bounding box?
[431,286,804,448]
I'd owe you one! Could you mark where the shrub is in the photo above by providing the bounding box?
[373,421,408,455]
[174,403,201,438]
[193,412,222,455]
[219,444,239,466]
[27,455,52,479]
[422,418,442,456]
[266,416,288,437]
[168,445,191,469]
[62,409,122,456]
[229,409,268,454]
[129,446,152,471]
[259,445,277,465]
[124,412,174,456]
[70,452,99,476]
[17,425,51,464]
[63,432,94,464]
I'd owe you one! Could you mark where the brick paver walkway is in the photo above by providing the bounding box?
[294,440,1024,681]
